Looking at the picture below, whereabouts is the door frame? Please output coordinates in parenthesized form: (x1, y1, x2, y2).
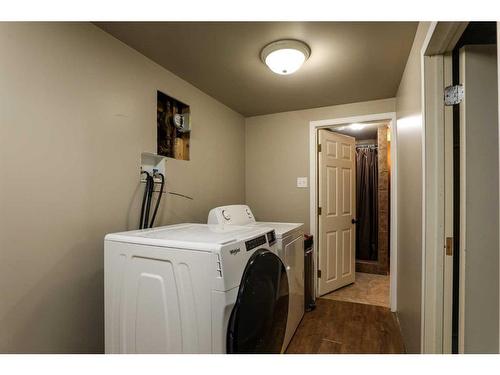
(309, 111, 398, 311)
(420, 21, 469, 353)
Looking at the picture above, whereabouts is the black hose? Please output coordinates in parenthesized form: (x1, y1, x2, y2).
(139, 171, 150, 229)
(143, 173, 154, 229)
(149, 173, 165, 228)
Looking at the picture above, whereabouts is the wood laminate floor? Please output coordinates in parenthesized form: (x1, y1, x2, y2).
(286, 299, 405, 354)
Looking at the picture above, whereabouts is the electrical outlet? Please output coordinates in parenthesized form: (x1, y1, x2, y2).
(297, 177, 308, 188)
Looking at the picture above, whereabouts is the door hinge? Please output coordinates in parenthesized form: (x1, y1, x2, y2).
(317, 144, 322, 152)
(444, 85, 464, 106)
(318, 207, 322, 215)
(317, 269, 322, 278)
(445, 237, 453, 256)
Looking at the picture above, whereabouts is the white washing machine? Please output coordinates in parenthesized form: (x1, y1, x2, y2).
(207, 205, 304, 351)
(105, 223, 289, 354)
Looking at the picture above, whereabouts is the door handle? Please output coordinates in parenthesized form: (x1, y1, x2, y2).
(351, 218, 358, 224)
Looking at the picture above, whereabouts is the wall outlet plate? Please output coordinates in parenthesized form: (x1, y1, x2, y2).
(297, 177, 308, 188)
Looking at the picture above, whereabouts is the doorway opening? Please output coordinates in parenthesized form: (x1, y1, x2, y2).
(309, 112, 398, 312)
(320, 121, 391, 308)
(421, 21, 499, 354)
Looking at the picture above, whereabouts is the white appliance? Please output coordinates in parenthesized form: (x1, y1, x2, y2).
(104, 223, 290, 354)
(207, 205, 304, 351)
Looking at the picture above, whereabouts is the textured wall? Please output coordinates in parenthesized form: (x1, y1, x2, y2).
(377, 126, 390, 274)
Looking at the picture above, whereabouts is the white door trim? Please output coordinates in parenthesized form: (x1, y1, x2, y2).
(420, 21, 469, 354)
(421, 50, 445, 354)
(309, 111, 398, 311)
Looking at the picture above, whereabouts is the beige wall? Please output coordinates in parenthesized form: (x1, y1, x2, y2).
(0, 23, 245, 353)
(245, 98, 395, 232)
(394, 22, 432, 353)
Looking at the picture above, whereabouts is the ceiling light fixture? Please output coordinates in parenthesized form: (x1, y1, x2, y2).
(349, 123, 365, 131)
(261, 39, 311, 75)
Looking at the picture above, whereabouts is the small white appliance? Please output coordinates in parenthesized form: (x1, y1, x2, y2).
(207, 205, 304, 351)
(104, 223, 289, 354)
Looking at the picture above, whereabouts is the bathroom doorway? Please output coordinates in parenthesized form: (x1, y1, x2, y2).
(336, 121, 391, 277)
(322, 121, 391, 307)
(309, 113, 398, 311)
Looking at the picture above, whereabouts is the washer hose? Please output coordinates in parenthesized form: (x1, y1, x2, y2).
(143, 173, 154, 229)
(149, 172, 165, 228)
(139, 171, 151, 229)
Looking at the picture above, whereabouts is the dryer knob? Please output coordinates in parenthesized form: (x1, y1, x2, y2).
(222, 210, 231, 221)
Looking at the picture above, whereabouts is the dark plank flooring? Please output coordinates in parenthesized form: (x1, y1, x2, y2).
(286, 299, 405, 354)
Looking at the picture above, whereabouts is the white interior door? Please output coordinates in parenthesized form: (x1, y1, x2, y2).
(317, 129, 356, 296)
(459, 44, 499, 353)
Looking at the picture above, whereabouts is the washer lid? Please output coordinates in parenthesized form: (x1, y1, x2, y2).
(105, 223, 269, 251)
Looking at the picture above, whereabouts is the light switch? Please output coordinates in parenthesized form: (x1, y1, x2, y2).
(297, 177, 308, 188)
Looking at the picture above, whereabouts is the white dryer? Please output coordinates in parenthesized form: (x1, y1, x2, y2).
(105, 223, 289, 354)
(207, 205, 304, 351)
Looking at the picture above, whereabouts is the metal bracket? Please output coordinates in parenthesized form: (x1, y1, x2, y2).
(444, 84, 464, 106)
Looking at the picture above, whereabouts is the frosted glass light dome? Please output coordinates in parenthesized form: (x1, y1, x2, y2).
(261, 40, 311, 75)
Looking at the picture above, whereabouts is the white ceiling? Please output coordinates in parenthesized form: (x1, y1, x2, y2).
(96, 22, 418, 117)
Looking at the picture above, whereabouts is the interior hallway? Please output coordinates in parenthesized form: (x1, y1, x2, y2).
(286, 299, 404, 354)
(286, 272, 398, 354)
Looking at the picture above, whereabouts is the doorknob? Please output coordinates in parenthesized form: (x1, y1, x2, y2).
(351, 218, 358, 224)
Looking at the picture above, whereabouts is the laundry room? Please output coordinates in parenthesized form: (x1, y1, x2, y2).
(0, 20, 411, 355)
(2, 4, 500, 372)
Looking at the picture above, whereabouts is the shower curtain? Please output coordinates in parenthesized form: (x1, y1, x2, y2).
(355, 146, 378, 261)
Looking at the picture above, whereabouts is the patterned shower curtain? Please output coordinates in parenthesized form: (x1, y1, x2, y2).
(355, 146, 378, 261)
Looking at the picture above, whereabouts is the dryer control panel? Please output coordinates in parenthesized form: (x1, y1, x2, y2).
(245, 234, 267, 251)
(266, 230, 277, 246)
(208, 205, 256, 225)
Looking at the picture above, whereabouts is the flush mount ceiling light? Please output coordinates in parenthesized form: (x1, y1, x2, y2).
(261, 39, 311, 75)
(349, 123, 365, 131)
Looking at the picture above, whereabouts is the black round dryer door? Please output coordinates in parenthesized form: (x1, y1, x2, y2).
(227, 248, 289, 354)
